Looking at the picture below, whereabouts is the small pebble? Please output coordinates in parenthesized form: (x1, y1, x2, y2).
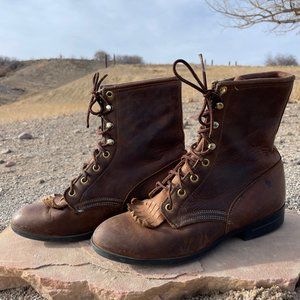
(39, 179, 45, 184)
(74, 129, 81, 134)
(18, 132, 33, 140)
(187, 98, 195, 103)
(5, 161, 16, 167)
(183, 120, 190, 129)
(0, 160, 5, 164)
(1, 149, 12, 154)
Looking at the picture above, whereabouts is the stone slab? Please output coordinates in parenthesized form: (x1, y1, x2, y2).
(0, 211, 299, 300)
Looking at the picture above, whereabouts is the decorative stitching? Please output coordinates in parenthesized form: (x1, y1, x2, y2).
(176, 210, 226, 227)
(187, 209, 226, 215)
(76, 197, 123, 209)
(177, 214, 226, 227)
(77, 202, 120, 210)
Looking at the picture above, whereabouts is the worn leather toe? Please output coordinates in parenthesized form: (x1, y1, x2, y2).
(11, 200, 54, 236)
(11, 199, 116, 239)
(92, 212, 224, 260)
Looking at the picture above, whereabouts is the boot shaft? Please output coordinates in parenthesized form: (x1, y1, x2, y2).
(172, 70, 295, 226)
(66, 76, 185, 209)
(101, 77, 184, 163)
(215, 71, 294, 154)
(183, 71, 295, 215)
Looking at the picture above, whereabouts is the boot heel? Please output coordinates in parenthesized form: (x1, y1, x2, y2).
(238, 206, 285, 241)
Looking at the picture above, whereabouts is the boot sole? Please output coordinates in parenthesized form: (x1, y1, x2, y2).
(91, 205, 285, 265)
(11, 225, 93, 242)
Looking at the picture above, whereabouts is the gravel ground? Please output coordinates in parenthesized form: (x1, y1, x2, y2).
(0, 101, 299, 299)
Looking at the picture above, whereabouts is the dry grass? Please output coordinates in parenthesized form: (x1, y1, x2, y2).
(0, 59, 104, 105)
(0, 64, 299, 124)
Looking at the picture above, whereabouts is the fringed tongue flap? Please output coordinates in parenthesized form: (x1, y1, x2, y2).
(43, 194, 68, 209)
(128, 161, 193, 229)
(128, 190, 168, 228)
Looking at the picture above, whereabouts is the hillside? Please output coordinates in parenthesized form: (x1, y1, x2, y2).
(0, 59, 104, 105)
(0, 62, 299, 123)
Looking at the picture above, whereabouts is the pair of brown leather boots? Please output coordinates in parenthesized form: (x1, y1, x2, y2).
(11, 58, 295, 264)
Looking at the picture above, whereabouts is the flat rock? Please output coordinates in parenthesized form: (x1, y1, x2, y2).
(0, 211, 299, 300)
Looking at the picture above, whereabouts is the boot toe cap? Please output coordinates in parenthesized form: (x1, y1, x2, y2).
(92, 211, 226, 262)
(11, 201, 51, 236)
(92, 212, 181, 261)
(92, 212, 142, 259)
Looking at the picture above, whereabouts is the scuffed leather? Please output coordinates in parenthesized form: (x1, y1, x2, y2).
(93, 212, 225, 260)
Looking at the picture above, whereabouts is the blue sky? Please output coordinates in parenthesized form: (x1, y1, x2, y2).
(0, 0, 299, 65)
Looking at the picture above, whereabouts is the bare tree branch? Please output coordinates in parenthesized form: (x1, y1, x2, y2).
(206, 0, 300, 33)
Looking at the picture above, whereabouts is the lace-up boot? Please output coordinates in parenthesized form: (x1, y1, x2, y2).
(11, 73, 185, 241)
(92, 58, 295, 264)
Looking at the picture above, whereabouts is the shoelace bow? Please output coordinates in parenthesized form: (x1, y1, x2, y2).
(149, 57, 221, 208)
(67, 72, 112, 196)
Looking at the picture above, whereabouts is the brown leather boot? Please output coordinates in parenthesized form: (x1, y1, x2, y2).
(11, 73, 185, 241)
(92, 59, 295, 264)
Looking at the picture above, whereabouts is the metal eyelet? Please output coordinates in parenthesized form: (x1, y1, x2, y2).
(219, 86, 227, 95)
(106, 122, 113, 129)
(92, 164, 101, 172)
(68, 190, 76, 197)
(105, 104, 112, 111)
(213, 121, 219, 129)
(165, 203, 172, 211)
(177, 188, 186, 198)
(102, 151, 110, 158)
(106, 91, 114, 99)
(208, 143, 216, 150)
(106, 138, 115, 146)
(202, 158, 210, 167)
(216, 102, 224, 110)
(190, 174, 199, 183)
(80, 177, 88, 184)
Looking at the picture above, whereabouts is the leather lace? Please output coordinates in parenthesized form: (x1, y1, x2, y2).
(67, 72, 113, 196)
(149, 58, 221, 209)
